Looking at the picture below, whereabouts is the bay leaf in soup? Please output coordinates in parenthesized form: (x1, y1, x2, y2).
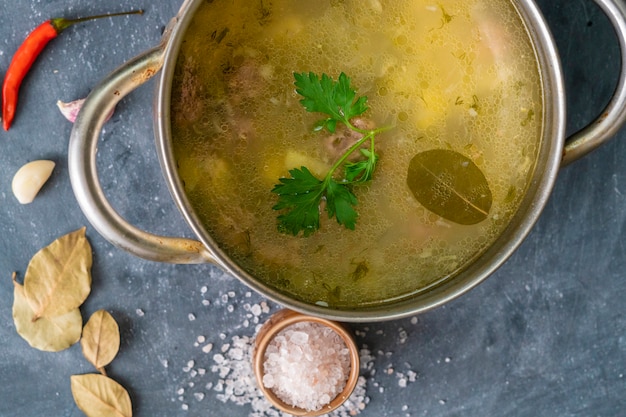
(407, 149, 492, 225)
(71, 374, 132, 417)
(23, 227, 92, 320)
(81, 310, 121, 375)
(12, 277, 82, 352)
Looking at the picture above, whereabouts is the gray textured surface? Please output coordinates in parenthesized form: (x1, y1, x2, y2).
(1, 1, 625, 416)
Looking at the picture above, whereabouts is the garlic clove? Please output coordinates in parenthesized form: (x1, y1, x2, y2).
(56, 99, 85, 123)
(12, 160, 56, 204)
(57, 98, 115, 123)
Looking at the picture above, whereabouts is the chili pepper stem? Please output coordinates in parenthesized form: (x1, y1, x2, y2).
(51, 10, 144, 33)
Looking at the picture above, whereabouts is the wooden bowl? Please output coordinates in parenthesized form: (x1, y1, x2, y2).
(252, 309, 360, 416)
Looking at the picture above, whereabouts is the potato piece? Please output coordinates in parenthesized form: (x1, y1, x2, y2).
(12, 160, 55, 204)
(284, 150, 331, 178)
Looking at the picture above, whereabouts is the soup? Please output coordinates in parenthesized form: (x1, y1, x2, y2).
(171, 0, 542, 308)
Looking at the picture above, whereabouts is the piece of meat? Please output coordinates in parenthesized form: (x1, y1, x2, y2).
(322, 117, 375, 164)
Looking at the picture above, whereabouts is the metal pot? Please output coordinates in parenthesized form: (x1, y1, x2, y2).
(68, 0, 626, 322)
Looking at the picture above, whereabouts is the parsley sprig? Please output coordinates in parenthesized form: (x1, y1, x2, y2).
(272, 72, 390, 237)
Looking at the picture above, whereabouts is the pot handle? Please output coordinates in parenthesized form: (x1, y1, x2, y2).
(68, 40, 216, 264)
(562, 0, 626, 166)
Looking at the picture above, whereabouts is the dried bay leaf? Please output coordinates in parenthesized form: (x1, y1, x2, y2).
(12, 276, 82, 352)
(407, 149, 492, 225)
(82, 310, 121, 375)
(24, 227, 92, 320)
(71, 374, 132, 417)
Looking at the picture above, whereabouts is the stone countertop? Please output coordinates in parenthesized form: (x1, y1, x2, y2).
(1, 1, 625, 416)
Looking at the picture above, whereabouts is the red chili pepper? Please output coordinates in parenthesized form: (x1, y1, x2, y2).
(2, 10, 143, 131)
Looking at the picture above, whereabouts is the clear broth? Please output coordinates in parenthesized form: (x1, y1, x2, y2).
(171, 0, 543, 307)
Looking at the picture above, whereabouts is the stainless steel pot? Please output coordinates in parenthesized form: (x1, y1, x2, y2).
(68, 0, 626, 322)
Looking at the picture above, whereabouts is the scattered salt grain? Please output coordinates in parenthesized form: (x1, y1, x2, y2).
(188, 313, 196, 321)
(197, 335, 206, 344)
(262, 321, 351, 412)
(202, 299, 211, 306)
(202, 343, 214, 354)
(181, 403, 189, 411)
(200, 286, 208, 294)
(194, 392, 205, 401)
(177, 388, 185, 395)
(135, 308, 144, 317)
(214, 380, 223, 392)
(398, 328, 408, 344)
(250, 304, 262, 317)
(230, 347, 244, 361)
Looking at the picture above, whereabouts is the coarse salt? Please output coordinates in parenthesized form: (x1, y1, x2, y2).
(250, 304, 262, 317)
(262, 321, 351, 412)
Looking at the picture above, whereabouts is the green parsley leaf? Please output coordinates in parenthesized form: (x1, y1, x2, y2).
(294, 72, 369, 132)
(325, 180, 358, 230)
(272, 167, 324, 236)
